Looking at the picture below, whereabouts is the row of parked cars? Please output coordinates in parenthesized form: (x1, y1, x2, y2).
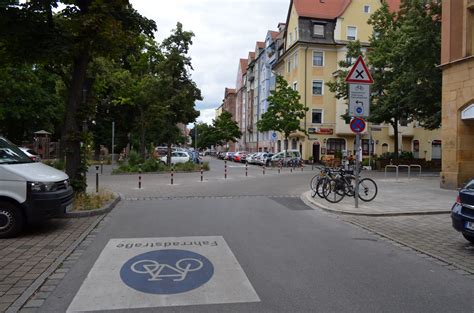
(216, 150, 303, 167)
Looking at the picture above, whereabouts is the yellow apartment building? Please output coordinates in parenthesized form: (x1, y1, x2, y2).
(272, 0, 441, 163)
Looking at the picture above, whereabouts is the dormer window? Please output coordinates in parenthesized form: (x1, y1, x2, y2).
(313, 24, 325, 37)
(364, 5, 371, 13)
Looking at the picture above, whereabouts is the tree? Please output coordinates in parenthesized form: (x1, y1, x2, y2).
(0, 64, 63, 143)
(0, 0, 156, 192)
(368, 0, 441, 158)
(257, 75, 308, 154)
(157, 23, 202, 165)
(213, 111, 241, 147)
(190, 123, 218, 150)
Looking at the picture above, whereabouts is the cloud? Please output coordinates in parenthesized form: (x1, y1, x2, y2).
(196, 108, 216, 125)
(130, 0, 289, 111)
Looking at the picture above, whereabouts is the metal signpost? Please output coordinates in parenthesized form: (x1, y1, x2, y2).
(345, 55, 373, 209)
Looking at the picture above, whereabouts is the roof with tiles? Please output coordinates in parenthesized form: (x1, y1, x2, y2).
(269, 31, 279, 40)
(256, 41, 265, 49)
(292, 0, 401, 20)
(248, 51, 256, 61)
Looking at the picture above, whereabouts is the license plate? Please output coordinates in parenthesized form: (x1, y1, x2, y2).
(465, 221, 474, 231)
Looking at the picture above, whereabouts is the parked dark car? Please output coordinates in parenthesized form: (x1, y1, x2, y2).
(451, 178, 474, 244)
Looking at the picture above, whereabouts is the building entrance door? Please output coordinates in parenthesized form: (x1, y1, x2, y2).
(312, 143, 320, 163)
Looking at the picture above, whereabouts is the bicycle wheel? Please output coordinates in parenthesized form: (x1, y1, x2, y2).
(315, 176, 329, 198)
(358, 178, 378, 202)
(309, 169, 322, 190)
(323, 178, 345, 203)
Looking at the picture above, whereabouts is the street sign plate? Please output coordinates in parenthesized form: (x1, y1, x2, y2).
(345, 55, 374, 84)
(67, 236, 260, 312)
(349, 84, 370, 117)
(350, 118, 366, 133)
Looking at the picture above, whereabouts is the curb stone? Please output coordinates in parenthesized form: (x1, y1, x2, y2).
(302, 191, 450, 217)
(63, 193, 121, 218)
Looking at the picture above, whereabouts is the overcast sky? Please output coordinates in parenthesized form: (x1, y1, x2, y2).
(129, 0, 289, 125)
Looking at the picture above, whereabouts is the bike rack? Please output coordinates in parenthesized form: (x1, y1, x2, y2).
(384, 165, 399, 179)
(409, 164, 422, 177)
(397, 164, 410, 178)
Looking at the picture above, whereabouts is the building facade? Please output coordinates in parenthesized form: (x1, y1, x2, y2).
(440, 0, 474, 188)
(271, 0, 441, 162)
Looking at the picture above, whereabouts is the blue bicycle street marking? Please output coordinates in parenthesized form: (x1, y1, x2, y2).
(120, 249, 214, 294)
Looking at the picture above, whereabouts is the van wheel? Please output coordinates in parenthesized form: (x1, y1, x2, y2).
(0, 201, 24, 238)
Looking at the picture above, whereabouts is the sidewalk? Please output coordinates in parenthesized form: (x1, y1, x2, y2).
(302, 176, 457, 216)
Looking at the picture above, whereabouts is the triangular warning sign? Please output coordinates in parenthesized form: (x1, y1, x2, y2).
(345, 55, 373, 84)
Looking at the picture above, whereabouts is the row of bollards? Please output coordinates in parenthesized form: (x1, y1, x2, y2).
(125, 160, 308, 190)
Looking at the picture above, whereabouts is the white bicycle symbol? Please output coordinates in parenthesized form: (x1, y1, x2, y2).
(131, 258, 204, 282)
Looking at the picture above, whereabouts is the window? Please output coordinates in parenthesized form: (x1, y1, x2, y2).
(313, 24, 325, 37)
(294, 27, 298, 41)
(413, 140, 420, 159)
(293, 82, 297, 91)
(291, 139, 297, 150)
(326, 138, 346, 155)
(364, 5, 370, 13)
(313, 51, 324, 66)
(293, 53, 298, 69)
(312, 109, 323, 124)
(312, 80, 324, 95)
(289, 32, 293, 44)
(287, 59, 291, 72)
(360, 139, 374, 155)
(347, 26, 357, 40)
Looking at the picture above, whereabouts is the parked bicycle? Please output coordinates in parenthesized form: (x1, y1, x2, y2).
(310, 166, 377, 203)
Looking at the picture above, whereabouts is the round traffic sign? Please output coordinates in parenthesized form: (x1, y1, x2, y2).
(120, 249, 214, 294)
(350, 118, 366, 133)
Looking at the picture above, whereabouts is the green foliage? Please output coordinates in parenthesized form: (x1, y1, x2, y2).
(257, 75, 308, 140)
(378, 151, 414, 160)
(43, 159, 65, 171)
(127, 150, 143, 167)
(112, 160, 208, 174)
(368, 0, 441, 130)
(213, 111, 241, 146)
(0, 64, 63, 142)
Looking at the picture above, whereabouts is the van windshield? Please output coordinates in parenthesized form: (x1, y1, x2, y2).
(0, 138, 33, 164)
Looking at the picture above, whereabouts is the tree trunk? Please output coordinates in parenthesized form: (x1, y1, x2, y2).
(61, 50, 90, 190)
(392, 118, 399, 160)
(167, 142, 172, 166)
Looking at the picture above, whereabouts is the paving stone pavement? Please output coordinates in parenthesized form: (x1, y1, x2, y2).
(0, 216, 100, 312)
(340, 214, 474, 275)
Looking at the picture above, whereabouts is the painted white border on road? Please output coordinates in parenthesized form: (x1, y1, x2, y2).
(67, 236, 260, 312)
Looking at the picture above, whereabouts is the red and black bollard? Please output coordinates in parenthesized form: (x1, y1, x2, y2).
(224, 160, 227, 179)
(200, 163, 203, 182)
(245, 162, 248, 177)
(138, 167, 142, 189)
(278, 161, 282, 174)
(263, 164, 265, 175)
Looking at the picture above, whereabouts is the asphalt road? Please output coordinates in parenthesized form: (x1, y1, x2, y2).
(38, 182, 474, 312)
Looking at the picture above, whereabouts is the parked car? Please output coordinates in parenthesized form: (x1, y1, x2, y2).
(451, 178, 474, 244)
(0, 137, 73, 238)
(246, 153, 258, 164)
(256, 153, 274, 166)
(233, 151, 247, 163)
(224, 152, 234, 161)
(19, 147, 41, 162)
(159, 151, 191, 164)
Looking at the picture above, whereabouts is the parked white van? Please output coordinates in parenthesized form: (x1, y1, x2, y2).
(0, 137, 73, 238)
